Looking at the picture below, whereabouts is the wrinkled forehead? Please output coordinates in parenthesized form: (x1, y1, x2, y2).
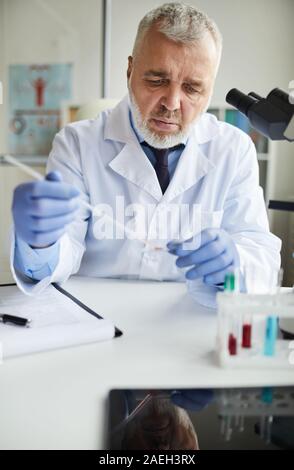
(134, 27, 218, 82)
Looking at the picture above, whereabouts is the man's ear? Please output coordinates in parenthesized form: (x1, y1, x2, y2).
(127, 56, 133, 80)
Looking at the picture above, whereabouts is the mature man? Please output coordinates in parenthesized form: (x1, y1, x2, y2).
(11, 3, 281, 305)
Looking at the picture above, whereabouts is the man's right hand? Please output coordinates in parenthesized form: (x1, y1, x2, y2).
(12, 171, 80, 248)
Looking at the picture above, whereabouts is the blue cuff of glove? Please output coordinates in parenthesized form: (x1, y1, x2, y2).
(14, 235, 60, 280)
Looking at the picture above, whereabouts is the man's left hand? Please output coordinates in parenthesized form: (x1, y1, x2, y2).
(167, 228, 240, 286)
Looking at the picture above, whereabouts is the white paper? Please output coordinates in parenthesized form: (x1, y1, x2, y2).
(0, 285, 115, 359)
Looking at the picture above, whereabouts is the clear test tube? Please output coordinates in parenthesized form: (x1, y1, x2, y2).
(238, 414, 245, 432)
(264, 316, 278, 356)
(228, 332, 237, 356)
(225, 415, 232, 441)
(242, 313, 252, 349)
(224, 272, 240, 356)
(241, 267, 283, 355)
(228, 313, 240, 356)
(265, 415, 273, 445)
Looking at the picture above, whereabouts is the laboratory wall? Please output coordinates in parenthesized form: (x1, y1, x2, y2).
(0, 0, 103, 153)
(0, 0, 103, 278)
(109, 0, 294, 284)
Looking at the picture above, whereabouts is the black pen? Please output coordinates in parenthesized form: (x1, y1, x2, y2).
(0, 314, 31, 327)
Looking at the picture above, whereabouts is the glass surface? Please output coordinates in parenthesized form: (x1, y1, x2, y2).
(108, 386, 294, 450)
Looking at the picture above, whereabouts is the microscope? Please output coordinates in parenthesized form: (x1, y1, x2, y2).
(226, 87, 294, 337)
(226, 87, 294, 142)
(226, 87, 294, 211)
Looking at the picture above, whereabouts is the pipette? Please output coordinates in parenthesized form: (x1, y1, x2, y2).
(4, 154, 165, 250)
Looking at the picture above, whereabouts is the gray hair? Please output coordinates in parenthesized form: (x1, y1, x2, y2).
(132, 3, 222, 65)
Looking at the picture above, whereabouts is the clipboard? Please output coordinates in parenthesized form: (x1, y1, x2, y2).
(0, 282, 123, 359)
(52, 283, 123, 337)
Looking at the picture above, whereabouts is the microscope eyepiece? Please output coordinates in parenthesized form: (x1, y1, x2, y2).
(225, 88, 258, 116)
(225, 87, 294, 141)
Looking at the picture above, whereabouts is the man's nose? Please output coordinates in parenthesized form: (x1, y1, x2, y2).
(161, 83, 181, 112)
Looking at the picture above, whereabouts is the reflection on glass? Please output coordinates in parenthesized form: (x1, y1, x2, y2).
(108, 387, 294, 450)
(115, 392, 199, 450)
(109, 389, 213, 450)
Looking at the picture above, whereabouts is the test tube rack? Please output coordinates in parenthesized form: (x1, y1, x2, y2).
(216, 387, 294, 443)
(216, 291, 294, 368)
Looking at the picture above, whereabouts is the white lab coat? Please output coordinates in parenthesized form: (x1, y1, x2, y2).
(11, 95, 281, 306)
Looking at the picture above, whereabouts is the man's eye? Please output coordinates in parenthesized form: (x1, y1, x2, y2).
(147, 79, 166, 86)
(184, 84, 200, 94)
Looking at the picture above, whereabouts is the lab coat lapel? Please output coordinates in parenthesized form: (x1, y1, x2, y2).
(105, 96, 162, 201)
(104, 95, 134, 144)
(163, 129, 216, 203)
(109, 142, 162, 201)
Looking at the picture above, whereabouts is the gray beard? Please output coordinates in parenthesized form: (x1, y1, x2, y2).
(128, 86, 195, 149)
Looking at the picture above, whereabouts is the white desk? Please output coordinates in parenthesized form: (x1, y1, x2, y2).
(0, 276, 293, 449)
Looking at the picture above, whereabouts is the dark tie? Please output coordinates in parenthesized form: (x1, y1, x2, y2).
(142, 142, 184, 193)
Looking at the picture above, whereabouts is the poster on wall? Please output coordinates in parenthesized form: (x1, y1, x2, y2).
(9, 63, 72, 155)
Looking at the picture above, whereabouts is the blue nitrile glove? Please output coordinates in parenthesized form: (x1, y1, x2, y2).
(12, 171, 80, 248)
(167, 228, 240, 286)
(170, 389, 214, 411)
